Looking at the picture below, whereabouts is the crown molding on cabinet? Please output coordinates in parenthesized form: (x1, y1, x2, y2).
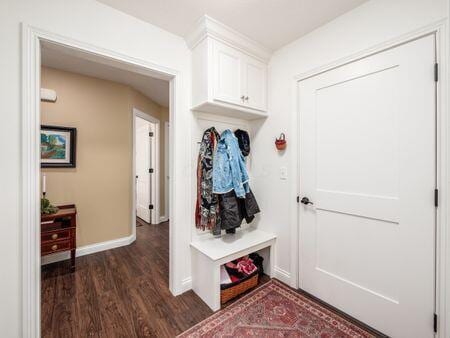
(185, 15, 272, 62)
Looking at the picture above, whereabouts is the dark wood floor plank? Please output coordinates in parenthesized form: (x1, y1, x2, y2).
(75, 260, 103, 337)
(41, 222, 213, 337)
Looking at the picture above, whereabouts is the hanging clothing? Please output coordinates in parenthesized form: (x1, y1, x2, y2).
(218, 189, 260, 232)
(234, 129, 251, 157)
(195, 127, 221, 235)
(213, 129, 250, 198)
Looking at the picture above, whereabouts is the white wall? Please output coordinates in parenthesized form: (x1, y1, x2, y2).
(1, 0, 448, 336)
(0, 0, 193, 336)
(253, 0, 448, 286)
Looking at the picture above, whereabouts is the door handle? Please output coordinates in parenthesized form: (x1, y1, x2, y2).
(300, 197, 313, 205)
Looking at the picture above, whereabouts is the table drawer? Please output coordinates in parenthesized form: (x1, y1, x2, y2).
(41, 229, 71, 243)
(41, 240, 71, 255)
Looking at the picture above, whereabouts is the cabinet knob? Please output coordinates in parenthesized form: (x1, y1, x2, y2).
(245, 96, 249, 101)
(240, 95, 245, 101)
(51, 244, 58, 251)
(51, 233, 58, 240)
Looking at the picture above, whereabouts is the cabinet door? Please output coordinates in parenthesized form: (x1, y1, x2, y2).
(242, 57, 267, 111)
(213, 41, 243, 106)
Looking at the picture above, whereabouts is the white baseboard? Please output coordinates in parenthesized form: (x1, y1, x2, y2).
(273, 266, 291, 285)
(180, 277, 192, 293)
(41, 233, 136, 265)
(159, 215, 169, 223)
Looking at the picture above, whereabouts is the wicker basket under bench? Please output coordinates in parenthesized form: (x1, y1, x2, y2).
(220, 269, 259, 304)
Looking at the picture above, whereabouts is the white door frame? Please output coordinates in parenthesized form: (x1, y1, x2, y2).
(133, 108, 160, 225)
(289, 20, 448, 337)
(21, 24, 182, 337)
(164, 121, 170, 221)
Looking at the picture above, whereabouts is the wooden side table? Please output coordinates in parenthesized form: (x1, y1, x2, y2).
(41, 204, 77, 271)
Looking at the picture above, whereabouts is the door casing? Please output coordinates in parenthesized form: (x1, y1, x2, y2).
(21, 24, 182, 338)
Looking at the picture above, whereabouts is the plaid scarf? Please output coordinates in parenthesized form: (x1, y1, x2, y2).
(195, 127, 221, 235)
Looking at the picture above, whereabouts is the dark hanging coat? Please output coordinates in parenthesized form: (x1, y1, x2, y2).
(218, 189, 260, 233)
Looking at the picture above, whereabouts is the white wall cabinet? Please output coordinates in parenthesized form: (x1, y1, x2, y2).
(188, 16, 270, 120)
(213, 41, 243, 106)
(213, 40, 267, 112)
(242, 55, 266, 111)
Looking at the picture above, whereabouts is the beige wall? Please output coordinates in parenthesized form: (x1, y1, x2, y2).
(41, 67, 168, 246)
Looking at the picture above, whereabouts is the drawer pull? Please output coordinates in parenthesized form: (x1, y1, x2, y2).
(51, 233, 58, 240)
(51, 244, 58, 251)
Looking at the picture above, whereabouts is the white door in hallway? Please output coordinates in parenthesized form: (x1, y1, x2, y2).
(136, 117, 152, 223)
(298, 35, 436, 337)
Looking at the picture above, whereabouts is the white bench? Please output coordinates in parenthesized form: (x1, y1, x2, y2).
(190, 228, 276, 311)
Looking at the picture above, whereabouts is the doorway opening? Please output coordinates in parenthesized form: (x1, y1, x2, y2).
(134, 108, 168, 227)
(24, 31, 178, 336)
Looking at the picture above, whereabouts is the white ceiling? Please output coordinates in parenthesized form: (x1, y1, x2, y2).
(41, 43, 170, 107)
(96, 0, 368, 50)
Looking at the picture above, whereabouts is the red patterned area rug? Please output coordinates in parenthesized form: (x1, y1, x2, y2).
(178, 279, 377, 338)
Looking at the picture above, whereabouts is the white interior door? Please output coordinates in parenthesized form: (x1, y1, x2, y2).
(298, 35, 436, 337)
(136, 117, 151, 223)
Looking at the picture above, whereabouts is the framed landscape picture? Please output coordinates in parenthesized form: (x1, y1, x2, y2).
(41, 125, 77, 168)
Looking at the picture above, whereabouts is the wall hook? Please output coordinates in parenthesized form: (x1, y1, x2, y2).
(275, 133, 286, 150)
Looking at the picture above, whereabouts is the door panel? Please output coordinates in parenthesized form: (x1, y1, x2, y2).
(136, 119, 151, 223)
(298, 35, 436, 337)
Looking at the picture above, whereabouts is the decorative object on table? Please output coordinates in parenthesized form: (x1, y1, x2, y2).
(41, 197, 58, 215)
(41, 204, 77, 271)
(40, 174, 58, 214)
(178, 280, 377, 338)
(41, 125, 77, 168)
(275, 132, 287, 150)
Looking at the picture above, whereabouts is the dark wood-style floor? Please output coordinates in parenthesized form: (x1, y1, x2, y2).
(41, 222, 214, 338)
(42, 221, 381, 337)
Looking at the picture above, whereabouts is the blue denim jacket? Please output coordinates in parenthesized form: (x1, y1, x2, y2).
(213, 129, 250, 198)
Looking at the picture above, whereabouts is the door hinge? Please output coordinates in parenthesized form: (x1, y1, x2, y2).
(297, 196, 300, 203)
(149, 132, 154, 137)
(434, 63, 439, 82)
(149, 204, 154, 210)
(435, 189, 439, 207)
(149, 168, 154, 173)
(434, 313, 438, 333)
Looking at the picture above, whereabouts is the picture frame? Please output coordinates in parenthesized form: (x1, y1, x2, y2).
(40, 125, 77, 168)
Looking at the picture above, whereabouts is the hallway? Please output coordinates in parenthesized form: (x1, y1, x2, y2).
(41, 222, 212, 337)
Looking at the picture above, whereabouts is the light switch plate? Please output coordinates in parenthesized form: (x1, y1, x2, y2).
(280, 166, 288, 180)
